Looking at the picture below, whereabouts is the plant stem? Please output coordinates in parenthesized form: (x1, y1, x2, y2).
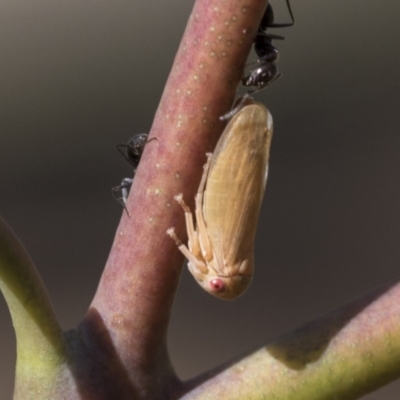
(183, 280, 400, 399)
(85, 0, 268, 397)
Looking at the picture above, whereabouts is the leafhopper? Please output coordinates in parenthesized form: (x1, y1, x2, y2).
(167, 100, 273, 300)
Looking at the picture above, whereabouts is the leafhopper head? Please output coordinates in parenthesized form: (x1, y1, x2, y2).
(187, 262, 253, 300)
(168, 100, 273, 300)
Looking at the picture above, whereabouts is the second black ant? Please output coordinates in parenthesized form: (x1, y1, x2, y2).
(112, 133, 149, 211)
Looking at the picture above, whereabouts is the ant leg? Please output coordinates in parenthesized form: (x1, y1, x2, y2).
(264, 0, 295, 28)
(112, 177, 133, 215)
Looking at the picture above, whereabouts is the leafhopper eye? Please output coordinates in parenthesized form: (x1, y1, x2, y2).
(167, 99, 273, 300)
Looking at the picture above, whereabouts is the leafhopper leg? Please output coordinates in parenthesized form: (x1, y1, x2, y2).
(173, 194, 202, 258)
(166, 228, 208, 274)
(194, 154, 213, 262)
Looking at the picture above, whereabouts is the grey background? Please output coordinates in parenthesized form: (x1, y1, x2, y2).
(1, 0, 400, 398)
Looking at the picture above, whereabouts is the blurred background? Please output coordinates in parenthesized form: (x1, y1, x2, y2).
(1, 0, 400, 398)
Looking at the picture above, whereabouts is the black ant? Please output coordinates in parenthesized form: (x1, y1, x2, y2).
(112, 133, 148, 211)
(221, 0, 295, 120)
(242, 0, 295, 93)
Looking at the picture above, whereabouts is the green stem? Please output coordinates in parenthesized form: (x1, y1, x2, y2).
(0, 217, 67, 398)
(183, 280, 400, 399)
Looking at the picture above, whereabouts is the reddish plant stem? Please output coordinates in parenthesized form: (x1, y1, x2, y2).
(81, 0, 268, 397)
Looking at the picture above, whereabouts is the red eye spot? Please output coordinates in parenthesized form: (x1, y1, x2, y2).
(209, 278, 225, 292)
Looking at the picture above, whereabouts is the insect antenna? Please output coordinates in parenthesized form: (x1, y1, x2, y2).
(220, 93, 253, 121)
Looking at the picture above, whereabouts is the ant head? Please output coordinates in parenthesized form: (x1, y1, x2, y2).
(116, 133, 148, 168)
(126, 133, 148, 160)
